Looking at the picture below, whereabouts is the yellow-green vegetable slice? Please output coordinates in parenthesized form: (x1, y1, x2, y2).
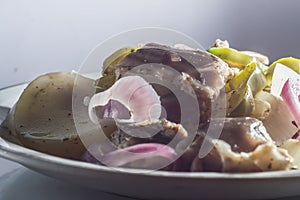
(226, 62, 267, 95)
(103, 46, 139, 75)
(227, 84, 254, 117)
(265, 57, 300, 87)
(95, 73, 117, 93)
(248, 67, 267, 95)
(226, 62, 256, 92)
(225, 61, 267, 116)
(95, 46, 141, 93)
(208, 47, 255, 69)
(240, 51, 270, 65)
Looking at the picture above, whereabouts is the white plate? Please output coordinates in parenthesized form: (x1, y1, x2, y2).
(1, 85, 300, 200)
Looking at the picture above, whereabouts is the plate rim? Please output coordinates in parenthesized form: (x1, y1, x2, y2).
(1, 137, 300, 180)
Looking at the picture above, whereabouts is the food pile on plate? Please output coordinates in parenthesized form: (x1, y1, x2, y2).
(3, 39, 300, 173)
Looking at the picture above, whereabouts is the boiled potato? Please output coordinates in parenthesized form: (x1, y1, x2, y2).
(6, 72, 87, 159)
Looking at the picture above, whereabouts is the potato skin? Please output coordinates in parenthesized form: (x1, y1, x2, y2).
(19, 135, 86, 160)
(9, 72, 87, 159)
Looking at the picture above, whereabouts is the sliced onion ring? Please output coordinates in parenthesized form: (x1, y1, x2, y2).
(82, 143, 178, 168)
(88, 76, 161, 124)
(281, 78, 300, 126)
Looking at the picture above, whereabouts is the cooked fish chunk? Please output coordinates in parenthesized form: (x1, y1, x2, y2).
(213, 140, 292, 172)
(173, 117, 293, 172)
(110, 119, 188, 148)
(116, 43, 233, 93)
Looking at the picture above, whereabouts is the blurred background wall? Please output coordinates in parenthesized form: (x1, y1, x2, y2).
(1, 0, 300, 87)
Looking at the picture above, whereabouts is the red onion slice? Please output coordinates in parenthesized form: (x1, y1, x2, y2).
(82, 143, 178, 169)
(88, 76, 161, 124)
(281, 78, 300, 126)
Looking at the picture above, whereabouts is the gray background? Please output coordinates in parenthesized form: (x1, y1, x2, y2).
(1, 0, 300, 88)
